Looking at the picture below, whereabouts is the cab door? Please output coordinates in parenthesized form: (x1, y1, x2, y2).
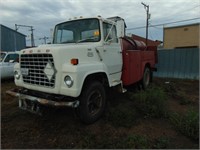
(100, 22, 122, 85)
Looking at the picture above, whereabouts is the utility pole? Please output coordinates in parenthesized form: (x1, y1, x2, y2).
(141, 2, 150, 46)
(30, 26, 35, 47)
(39, 36, 49, 44)
(15, 24, 35, 47)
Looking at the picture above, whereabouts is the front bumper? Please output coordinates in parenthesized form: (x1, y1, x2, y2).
(6, 88, 79, 114)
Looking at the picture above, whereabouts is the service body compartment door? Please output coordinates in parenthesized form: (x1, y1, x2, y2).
(122, 50, 142, 85)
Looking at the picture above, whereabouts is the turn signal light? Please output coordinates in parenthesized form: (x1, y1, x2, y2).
(71, 58, 79, 65)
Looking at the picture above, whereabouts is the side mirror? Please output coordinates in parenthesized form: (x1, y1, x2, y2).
(104, 40, 112, 45)
(107, 38, 113, 43)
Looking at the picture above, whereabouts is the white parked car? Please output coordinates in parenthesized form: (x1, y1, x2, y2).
(0, 51, 19, 79)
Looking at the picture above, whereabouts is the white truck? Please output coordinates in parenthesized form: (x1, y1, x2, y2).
(7, 16, 157, 124)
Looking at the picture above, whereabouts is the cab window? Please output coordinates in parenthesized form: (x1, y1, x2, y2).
(103, 22, 118, 43)
(4, 54, 19, 63)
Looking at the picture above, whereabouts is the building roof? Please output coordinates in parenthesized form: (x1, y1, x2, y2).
(164, 23, 200, 29)
(0, 24, 26, 37)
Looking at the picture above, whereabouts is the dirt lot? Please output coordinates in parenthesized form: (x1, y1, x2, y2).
(1, 78, 199, 149)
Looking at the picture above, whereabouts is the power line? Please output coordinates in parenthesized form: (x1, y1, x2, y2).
(151, 5, 200, 23)
(127, 17, 200, 30)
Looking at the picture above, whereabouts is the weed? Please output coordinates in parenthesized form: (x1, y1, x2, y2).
(155, 80, 178, 98)
(131, 87, 168, 118)
(81, 132, 150, 149)
(153, 136, 170, 148)
(123, 135, 149, 149)
(176, 92, 191, 105)
(78, 132, 95, 148)
(94, 133, 127, 149)
(179, 97, 191, 105)
(105, 103, 139, 128)
(170, 108, 199, 141)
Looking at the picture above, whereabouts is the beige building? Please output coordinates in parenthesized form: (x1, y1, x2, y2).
(163, 23, 200, 49)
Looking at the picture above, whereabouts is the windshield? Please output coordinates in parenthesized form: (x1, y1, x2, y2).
(53, 18, 100, 44)
(0, 52, 6, 62)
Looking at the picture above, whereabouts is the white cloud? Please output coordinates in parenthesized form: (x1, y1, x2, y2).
(0, 0, 199, 45)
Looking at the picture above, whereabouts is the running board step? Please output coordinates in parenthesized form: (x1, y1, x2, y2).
(122, 88, 127, 93)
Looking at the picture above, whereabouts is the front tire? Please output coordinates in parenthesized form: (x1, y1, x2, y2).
(78, 81, 106, 124)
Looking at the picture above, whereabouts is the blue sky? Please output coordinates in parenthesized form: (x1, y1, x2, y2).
(0, 0, 199, 46)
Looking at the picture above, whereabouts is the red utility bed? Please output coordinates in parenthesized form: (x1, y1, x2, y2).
(121, 36, 157, 86)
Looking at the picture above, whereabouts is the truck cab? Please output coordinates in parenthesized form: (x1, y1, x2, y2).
(52, 16, 125, 87)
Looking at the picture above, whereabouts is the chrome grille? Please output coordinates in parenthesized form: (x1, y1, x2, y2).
(20, 54, 55, 87)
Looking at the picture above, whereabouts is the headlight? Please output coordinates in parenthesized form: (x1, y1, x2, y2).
(14, 71, 20, 79)
(64, 75, 73, 88)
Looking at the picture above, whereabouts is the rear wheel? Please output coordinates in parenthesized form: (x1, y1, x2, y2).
(78, 81, 106, 124)
(142, 67, 151, 90)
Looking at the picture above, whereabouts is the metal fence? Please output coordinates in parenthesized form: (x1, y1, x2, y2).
(154, 48, 199, 80)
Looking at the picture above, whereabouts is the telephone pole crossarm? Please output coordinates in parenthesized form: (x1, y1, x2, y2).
(39, 36, 49, 44)
(15, 24, 35, 47)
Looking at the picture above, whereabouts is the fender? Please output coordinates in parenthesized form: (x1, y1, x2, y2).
(61, 62, 111, 97)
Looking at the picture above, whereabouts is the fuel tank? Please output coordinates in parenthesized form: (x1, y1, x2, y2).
(121, 36, 147, 51)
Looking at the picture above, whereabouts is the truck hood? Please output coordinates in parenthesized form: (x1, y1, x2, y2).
(37, 43, 102, 51)
(20, 43, 102, 66)
(22, 43, 102, 53)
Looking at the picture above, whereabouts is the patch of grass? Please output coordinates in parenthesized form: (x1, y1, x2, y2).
(77, 132, 96, 148)
(153, 136, 170, 149)
(160, 81, 194, 106)
(170, 108, 199, 141)
(175, 92, 191, 105)
(163, 82, 178, 97)
(79, 132, 151, 149)
(123, 135, 149, 149)
(179, 97, 191, 105)
(94, 133, 127, 149)
(105, 103, 139, 128)
(130, 87, 168, 118)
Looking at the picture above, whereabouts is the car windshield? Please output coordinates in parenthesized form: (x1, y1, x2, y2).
(0, 52, 6, 62)
(53, 18, 100, 44)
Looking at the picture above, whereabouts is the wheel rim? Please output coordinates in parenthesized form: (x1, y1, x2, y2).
(87, 90, 103, 116)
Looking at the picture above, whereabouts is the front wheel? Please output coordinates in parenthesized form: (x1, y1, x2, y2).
(78, 81, 106, 124)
